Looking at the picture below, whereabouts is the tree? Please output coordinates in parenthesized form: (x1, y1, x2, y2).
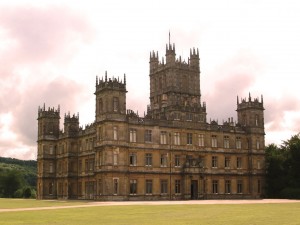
(265, 134, 300, 199)
(0, 170, 25, 198)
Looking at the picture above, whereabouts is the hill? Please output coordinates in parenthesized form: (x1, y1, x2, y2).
(0, 157, 37, 197)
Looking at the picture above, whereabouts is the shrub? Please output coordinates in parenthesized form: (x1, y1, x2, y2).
(280, 187, 300, 199)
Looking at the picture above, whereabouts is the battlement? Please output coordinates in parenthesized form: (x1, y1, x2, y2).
(95, 71, 126, 93)
(166, 43, 175, 53)
(237, 93, 264, 110)
(190, 47, 199, 57)
(38, 104, 60, 119)
(64, 112, 79, 124)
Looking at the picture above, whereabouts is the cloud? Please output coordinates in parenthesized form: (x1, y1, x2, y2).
(0, 5, 93, 159)
(11, 77, 87, 145)
(203, 50, 261, 122)
(0, 5, 93, 66)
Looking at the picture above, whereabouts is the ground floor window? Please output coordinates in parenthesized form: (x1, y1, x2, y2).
(237, 180, 243, 194)
(225, 180, 231, 194)
(175, 180, 181, 194)
(130, 179, 137, 195)
(212, 180, 218, 194)
(161, 180, 168, 194)
(146, 180, 152, 194)
(113, 178, 119, 195)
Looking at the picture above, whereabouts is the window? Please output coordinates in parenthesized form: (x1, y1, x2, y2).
(129, 153, 137, 166)
(198, 134, 204, 147)
(211, 135, 217, 148)
(174, 132, 180, 145)
(236, 137, 242, 149)
(130, 129, 137, 143)
(89, 159, 94, 170)
(160, 154, 168, 167)
(237, 157, 242, 169)
(98, 127, 102, 140)
(161, 180, 168, 194)
(98, 179, 102, 195)
(145, 130, 152, 142)
(99, 98, 103, 113)
(49, 182, 53, 195)
(113, 97, 119, 112)
(224, 136, 229, 149)
(212, 156, 218, 168)
(85, 159, 88, 172)
(212, 180, 218, 194)
(145, 153, 152, 166)
(49, 145, 54, 154)
(79, 160, 82, 173)
(174, 112, 180, 120)
(256, 138, 260, 150)
(113, 126, 118, 140)
(175, 180, 181, 194)
(113, 152, 118, 165)
(49, 162, 54, 173)
(130, 179, 137, 195)
(225, 157, 230, 168)
(187, 133, 193, 145)
(113, 178, 119, 195)
(175, 155, 180, 167)
(160, 131, 167, 144)
(255, 115, 259, 126)
(146, 180, 152, 194)
(225, 180, 231, 194)
(257, 160, 261, 169)
(237, 180, 243, 193)
(186, 113, 193, 121)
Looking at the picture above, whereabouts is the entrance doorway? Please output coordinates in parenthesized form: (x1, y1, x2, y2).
(191, 180, 198, 199)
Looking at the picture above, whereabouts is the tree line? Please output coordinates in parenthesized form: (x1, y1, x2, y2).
(265, 134, 300, 199)
(0, 157, 37, 198)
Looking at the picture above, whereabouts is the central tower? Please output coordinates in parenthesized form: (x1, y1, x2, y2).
(148, 41, 206, 122)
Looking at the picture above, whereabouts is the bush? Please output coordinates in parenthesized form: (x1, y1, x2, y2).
(23, 187, 32, 198)
(280, 187, 300, 199)
(14, 188, 24, 198)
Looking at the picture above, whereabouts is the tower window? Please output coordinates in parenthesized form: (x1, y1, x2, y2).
(99, 98, 103, 113)
(113, 97, 119, 112)
(113, 127, 118, 140)
(255, 115, 259, 126)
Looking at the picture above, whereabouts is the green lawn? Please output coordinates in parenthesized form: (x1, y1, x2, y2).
(0, 198, 89, 209)
(0, 199, 300, 225)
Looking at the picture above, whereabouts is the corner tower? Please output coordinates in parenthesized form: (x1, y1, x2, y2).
(37, 104, 60, 199)
(95, 71, 127, 122)
(237, 93, 265, 149)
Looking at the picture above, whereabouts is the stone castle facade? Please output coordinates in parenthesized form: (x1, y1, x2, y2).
(37, 40, 265, 200)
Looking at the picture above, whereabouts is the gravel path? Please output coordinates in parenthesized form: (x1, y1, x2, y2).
(1, 199, 300, 213)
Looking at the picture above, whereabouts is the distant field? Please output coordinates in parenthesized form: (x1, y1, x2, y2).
(0, 199, 300, 225)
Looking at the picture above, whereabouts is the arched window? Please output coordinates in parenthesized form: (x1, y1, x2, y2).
(99, 98, 103, 113)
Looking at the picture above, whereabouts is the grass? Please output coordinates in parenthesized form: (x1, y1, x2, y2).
(0, 199, 300, 225)
(0, 198, 89, 209)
